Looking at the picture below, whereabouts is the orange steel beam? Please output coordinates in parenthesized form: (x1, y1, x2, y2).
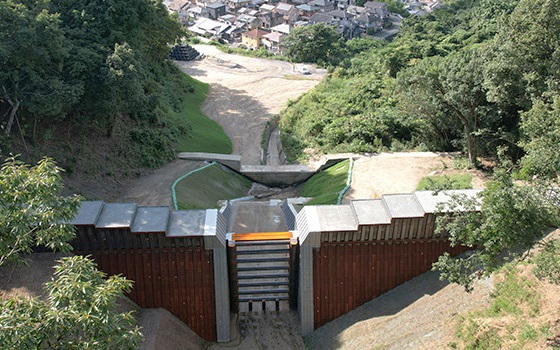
(231, 232, 292, 241)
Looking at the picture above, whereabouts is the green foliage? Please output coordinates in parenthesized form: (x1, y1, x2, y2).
(519, 95, 560, 181)
(0, 0, 195, 173)
(416, 173, 472, 191)
(0, 157, 80, 266)
(283, 23, 346, 67)
(279, 0, 527, 161)
(298, 160, 350, 205)
(0, 256, 143, 349)
(433, 169, 552, 291)
(173, 75, 232, 154)
(174, 163, 252, 209)
(280, 65, 420, 161)
(533, 239, 560, 285)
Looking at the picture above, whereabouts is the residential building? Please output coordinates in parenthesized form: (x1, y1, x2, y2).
(275, 2, 299, 24)
(241, 28, 270, 49)
(308, 0, 335, 12)
(207, 2, 227, 19)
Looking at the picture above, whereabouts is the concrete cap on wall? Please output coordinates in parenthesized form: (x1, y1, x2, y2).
(351, 199, 391, 225)
(414, 189, 482, 213)
(166, 210, 207, 237)
(382, 193, 424, 218)
(131, 206, 170, 233)
(313, 205, 358, 232)
(95, 203, 137, 229)
(70, 201, 104, 226)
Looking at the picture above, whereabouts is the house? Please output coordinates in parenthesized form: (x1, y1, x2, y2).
(308, 12, 334, 25)
(241, 28, 270, 49)
(354, 12, 382, 33)
(218, 13, 237, 24)
(166, 0, 191, 13)
(363, 1, 388, 18)
(261, 31, 284, 52)
(346, 4, 367, 15)
(259, 3, 275, 11)
(227, 0, 251, 11)
(188, 17, 230, 38)
(165, 0, 192, 24)
(324, 9, 355, 22)
(270, 23, 291, 35)
(296, 4, 318, 19)
(335, 0, 353, 10)
(308, 0, 335, 12)
(207, 2, 227, 19)
(275, 2, 299, 24)
(235, 13, 261, 29)
(258, 4, 284, 28)
(186, 5, 209, 21)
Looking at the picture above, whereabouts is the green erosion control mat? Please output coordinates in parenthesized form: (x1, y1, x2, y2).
(174, 163, 252, 210)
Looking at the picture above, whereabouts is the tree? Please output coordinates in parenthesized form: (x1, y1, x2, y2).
(0, 255, 143, 349)
(0, 0, 81, 134)
(483, 0, 560, 116)
(0, 157, 80, 266)
(396, 49, 496, 167)
(0, 158, 143, 348)
(283, 23, 346, 67)
(519, 95, 560, 181)
(432, 167, 553, 291)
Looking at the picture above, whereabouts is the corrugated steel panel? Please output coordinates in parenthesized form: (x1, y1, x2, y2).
(79, 248, 217, 341)
(281, 201, 297, 231)
(312, 239, 468, 329)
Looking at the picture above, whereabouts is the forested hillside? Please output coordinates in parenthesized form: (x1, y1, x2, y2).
(280, 0, 559, 170)
(0, 0, 194, 176)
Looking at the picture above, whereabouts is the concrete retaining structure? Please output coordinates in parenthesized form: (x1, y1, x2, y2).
(176, 152, 358, 186)
(177, 152, 242, 171)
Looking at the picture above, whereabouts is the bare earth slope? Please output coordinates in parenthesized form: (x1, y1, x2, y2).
(306, 271, 493, 350)
(176, 45, 325, 165)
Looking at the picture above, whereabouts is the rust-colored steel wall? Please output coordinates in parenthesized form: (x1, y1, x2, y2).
(73, 228, 217, 341)
(312, 239, 466, 329)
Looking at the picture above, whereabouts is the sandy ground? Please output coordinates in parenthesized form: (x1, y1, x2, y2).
(175, 45, 325, 165)
(345, 152, 488, 201)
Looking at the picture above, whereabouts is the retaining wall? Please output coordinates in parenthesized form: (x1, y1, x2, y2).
(296, 189, 480, 335)
(70, 202, 230, 342)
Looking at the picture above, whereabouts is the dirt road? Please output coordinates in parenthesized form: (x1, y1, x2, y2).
(175, 45, 325, 165)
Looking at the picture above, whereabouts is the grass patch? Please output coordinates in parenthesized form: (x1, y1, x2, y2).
(174, 163, 252, 209)
(173, 74, 232, 154)
(298, 160, 349, 205)
(416, 173, 472, 191)
(453, 266, 553, 350)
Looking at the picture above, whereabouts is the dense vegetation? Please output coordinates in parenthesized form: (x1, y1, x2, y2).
(0, 158, 142, 348)
(280, 0, 557, 169)
(0, 0, 215, 177)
